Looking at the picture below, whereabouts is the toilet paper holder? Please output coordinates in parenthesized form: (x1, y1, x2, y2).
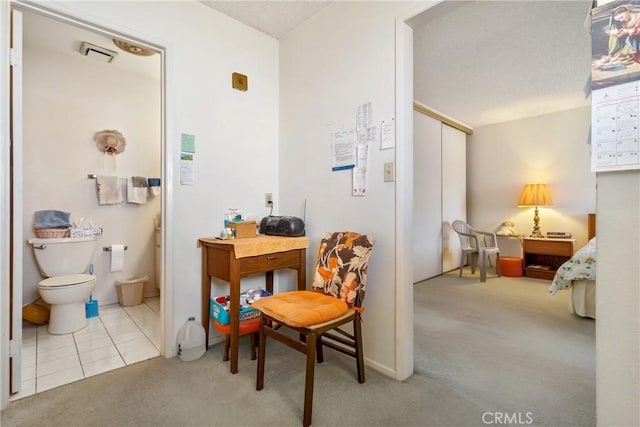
(103, 246, 128, 251)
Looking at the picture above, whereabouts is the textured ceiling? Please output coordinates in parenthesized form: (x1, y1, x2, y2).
(200, 1, 331, 39)
(412, 0, 593, 128)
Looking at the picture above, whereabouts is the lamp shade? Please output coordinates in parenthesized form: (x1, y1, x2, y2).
(518, 184, 554, 207)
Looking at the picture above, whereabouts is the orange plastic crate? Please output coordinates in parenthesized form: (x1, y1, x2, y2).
(213, 317, 261, 336)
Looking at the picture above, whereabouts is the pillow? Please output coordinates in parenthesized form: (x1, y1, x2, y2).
(251, 291, 348, 327)
(311, 232, 374, 306)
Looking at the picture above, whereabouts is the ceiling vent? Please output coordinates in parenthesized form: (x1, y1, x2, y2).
(78, 42, 117, 63)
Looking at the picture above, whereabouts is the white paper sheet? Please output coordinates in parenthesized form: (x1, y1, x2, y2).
(180, 152, 194, 185)
(331, 129, 357, 171)
(359, 126, 377, 147)
(357, 102, 372, 130)
(352, 169, 367, 196)
(381, 117, 395, 149)
(356, 142, 369, 171)
(352, 143, 370, 196)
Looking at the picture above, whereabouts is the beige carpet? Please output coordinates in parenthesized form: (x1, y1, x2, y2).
(414, 271, 595, 426)
(1, 270, 595, 426)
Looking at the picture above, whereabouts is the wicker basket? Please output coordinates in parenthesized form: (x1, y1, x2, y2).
(34, 228, 70, 238)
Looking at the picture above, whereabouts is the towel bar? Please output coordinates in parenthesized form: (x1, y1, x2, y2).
(103, 246, 128, 252)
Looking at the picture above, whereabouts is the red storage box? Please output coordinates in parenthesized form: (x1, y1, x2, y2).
(500, 257, 523, 277)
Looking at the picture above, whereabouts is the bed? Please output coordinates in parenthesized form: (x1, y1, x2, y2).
(549, 213, 596, 319)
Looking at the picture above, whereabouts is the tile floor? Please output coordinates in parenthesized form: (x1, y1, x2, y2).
(10, 297, 161, 401)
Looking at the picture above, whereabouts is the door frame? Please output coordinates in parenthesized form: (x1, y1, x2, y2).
(1, 0, 174, 407)
(9, 7, 23, 395)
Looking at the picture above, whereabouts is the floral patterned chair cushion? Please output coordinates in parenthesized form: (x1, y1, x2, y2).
(311, 232, 375, 307)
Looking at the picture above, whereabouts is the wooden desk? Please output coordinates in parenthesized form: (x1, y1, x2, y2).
(198, 235, 309, 373)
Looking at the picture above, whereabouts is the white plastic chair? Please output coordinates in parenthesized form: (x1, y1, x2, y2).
(451, 220, 479, 277)
(452, 220, 501, 282)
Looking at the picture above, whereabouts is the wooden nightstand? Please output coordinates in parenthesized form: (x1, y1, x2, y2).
(522, 237, 575, 280)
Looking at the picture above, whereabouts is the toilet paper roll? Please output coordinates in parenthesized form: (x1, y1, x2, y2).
(110, 244, 125, 272)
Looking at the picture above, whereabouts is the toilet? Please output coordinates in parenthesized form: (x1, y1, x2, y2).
(28, 236, 98, 335)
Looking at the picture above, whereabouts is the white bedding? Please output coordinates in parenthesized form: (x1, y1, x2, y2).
(549, 237, 596, 296)
(569, 279, 596, 319)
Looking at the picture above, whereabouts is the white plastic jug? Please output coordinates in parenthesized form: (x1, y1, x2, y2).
(177, 316, 206, 361)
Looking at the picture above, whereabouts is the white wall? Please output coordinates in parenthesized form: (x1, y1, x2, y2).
(279, 1, 416, 377)
(596, 173, 640, 426)
(21, 1, 280, 351)
(468, 107, 596, 249)
(22, 42, 161, 306)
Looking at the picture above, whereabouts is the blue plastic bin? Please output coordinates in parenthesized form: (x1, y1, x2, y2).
(210, 289, 270, 325)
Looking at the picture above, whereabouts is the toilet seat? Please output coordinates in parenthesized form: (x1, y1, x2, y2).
(38, 274, 96, 288)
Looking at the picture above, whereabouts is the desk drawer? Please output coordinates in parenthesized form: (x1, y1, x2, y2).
(240, 250, 301, 275)
(523, 240, 573, 256)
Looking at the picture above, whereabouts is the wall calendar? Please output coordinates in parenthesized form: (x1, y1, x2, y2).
(592, 81, 640, 172)
(591, 0, 640, 172)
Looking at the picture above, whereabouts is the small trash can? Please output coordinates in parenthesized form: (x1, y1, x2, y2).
(115, 276, 148, 306)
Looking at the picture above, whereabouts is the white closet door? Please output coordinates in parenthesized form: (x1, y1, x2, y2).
(412, 111, 442, 282)
(441, 124, 466, 273)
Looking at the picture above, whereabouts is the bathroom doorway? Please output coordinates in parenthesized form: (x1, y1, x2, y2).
(9, 3, 167, 400)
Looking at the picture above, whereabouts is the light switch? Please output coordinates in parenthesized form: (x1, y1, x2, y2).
(384, 162, 395, 182)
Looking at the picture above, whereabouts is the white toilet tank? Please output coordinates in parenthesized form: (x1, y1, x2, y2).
(28, 236, 97, 277)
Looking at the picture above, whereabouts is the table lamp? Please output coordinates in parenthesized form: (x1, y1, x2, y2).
(518, 183, 553, 238)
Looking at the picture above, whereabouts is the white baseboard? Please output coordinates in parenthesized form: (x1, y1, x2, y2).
(364, 356, 396, 378)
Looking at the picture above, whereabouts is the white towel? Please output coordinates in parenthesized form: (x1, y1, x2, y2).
(127, 177, 147, 204)
(118, 178, 127, 203)
(110, 244, 125, 272)
(96, 176, 121, 205)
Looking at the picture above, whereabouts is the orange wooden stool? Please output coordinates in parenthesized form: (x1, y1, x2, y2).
(213, 318, 261, 361)
(500, 257, 523, 277)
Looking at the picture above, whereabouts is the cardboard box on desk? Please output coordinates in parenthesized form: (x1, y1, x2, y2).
(229, 221, 257, 238)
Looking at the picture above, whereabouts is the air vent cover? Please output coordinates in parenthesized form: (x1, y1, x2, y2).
(79, 42, 117, 63)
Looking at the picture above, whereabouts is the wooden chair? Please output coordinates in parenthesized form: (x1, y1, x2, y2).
(252, 232, 375, 427)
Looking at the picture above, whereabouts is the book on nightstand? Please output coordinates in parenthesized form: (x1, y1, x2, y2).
(526, 264, 551, 270)
(546, 232, 572, 238)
